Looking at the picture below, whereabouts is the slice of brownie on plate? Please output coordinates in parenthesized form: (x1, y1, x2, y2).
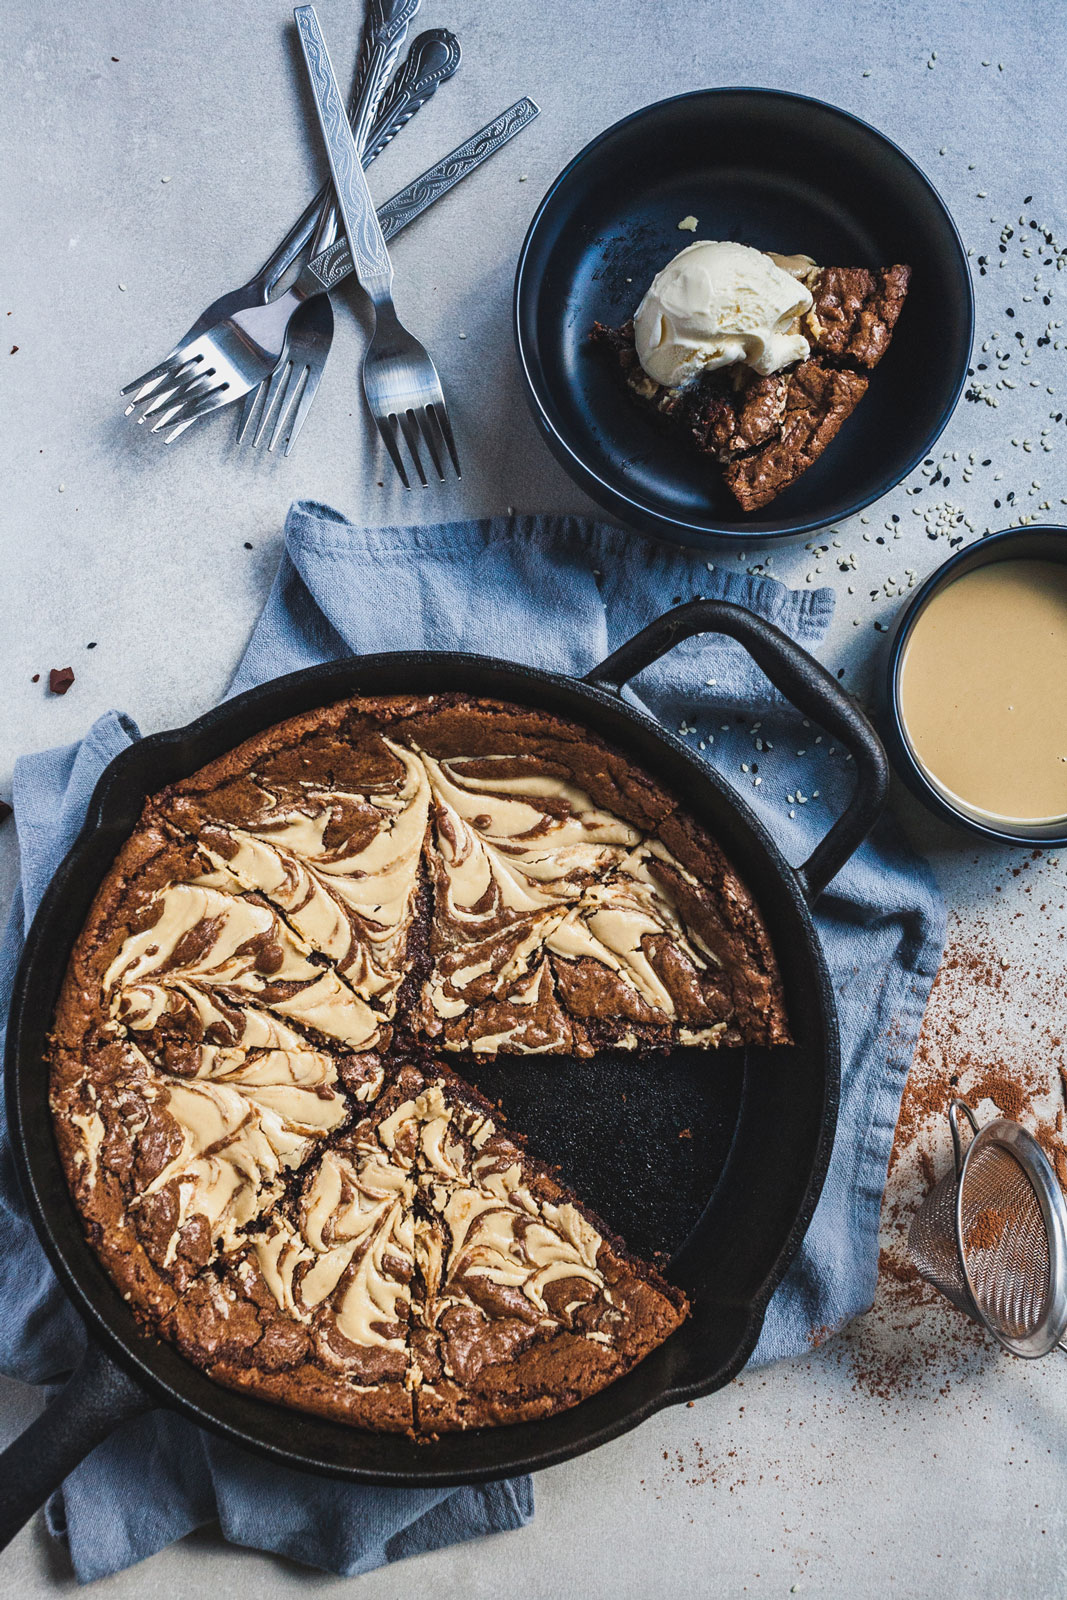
(590, 262, 910, 511)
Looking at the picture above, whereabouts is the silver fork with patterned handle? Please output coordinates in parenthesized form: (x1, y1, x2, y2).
(124, 98, 537, 444)
(295, 4, 459, 485)
(122, 0, 425, 419)
(240, 28, 460, 454)
(240, 29, 462, 453)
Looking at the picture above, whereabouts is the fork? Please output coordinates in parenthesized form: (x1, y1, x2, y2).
(121, 97, 538, 445)
(296, 4, 459, 486)
(122, 0, 424, 424)
(238, 26, 461, 455)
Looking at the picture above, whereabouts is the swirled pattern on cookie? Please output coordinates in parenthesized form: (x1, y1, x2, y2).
(103, 882, 383, 1054)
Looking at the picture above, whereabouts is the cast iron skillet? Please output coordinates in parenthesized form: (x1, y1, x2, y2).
(514, 88, 974, 546)
(0, 601, 888, 1547)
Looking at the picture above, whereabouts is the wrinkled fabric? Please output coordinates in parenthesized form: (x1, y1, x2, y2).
(0, 503, 943, 1581)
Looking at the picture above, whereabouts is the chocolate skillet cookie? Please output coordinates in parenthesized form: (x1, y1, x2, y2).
(50, 692, 790, 1433)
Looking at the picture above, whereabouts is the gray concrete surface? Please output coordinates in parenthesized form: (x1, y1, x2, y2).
(3, 0, 1067, 1592)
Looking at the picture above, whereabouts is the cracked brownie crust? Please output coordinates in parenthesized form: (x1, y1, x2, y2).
(50, 693, 791, 1434)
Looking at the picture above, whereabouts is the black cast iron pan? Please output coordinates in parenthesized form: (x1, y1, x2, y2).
(0, 601, 888, 1547)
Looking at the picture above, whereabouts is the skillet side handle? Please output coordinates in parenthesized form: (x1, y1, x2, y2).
(583, 599, 889, 902)
(0, 1340, 150, 1553)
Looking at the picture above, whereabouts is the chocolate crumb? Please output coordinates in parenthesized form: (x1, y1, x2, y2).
(49, 667, 75, 696)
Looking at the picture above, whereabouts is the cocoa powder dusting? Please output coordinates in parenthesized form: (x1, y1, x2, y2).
(641, 859, 1067, 1503)
(823, 876, 1067, 1406)
(965, 1206, 1008, 1253)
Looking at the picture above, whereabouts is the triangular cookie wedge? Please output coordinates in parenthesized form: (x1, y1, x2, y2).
(398, 1062, 689, 1432)
(591, 262, 910, 511)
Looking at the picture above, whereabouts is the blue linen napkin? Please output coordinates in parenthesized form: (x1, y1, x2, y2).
(0, 502, 945, 1581)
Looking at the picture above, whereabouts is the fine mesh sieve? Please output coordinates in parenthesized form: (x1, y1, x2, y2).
(908, 1099, 1067, 1358)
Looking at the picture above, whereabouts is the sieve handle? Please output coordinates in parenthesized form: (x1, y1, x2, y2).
(949, 1099, 980, 1175)
(584, 599, 889, 901)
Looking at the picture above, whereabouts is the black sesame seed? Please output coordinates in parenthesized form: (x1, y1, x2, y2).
(994, 499, 1001, 507)
(1006, 307, 1015, 316)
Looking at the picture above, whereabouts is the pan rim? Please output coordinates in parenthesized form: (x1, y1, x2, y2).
(6, 650, 840, 1486)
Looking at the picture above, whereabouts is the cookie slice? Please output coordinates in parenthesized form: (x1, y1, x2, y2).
(50, 1031, 357, 1307)
(156, 732, 431, 1018)
(590, 260, 910, 511)
(56, 817, 388, 1060)
(393, 1064, 690, 1433)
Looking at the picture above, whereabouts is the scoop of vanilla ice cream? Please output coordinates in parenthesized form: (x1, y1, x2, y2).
(633, 240, 814, 388)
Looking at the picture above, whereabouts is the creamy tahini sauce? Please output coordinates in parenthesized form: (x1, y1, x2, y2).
(898, 559, 1067, 822)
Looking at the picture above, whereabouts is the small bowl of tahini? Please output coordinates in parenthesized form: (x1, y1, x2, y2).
(880, 525, 1067, 844)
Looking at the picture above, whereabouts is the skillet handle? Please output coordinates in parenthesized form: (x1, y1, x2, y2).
(0, 1340, 151, 1553)
(583, 599, 889, 902)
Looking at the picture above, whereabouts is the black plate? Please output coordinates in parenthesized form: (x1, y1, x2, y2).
(0, 602, 889, 1542)
(514, 88, 974, 546)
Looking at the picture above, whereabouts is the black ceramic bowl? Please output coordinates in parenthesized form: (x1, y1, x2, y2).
(514, 88, 973, 547)
(879, 525, 1067, 845)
